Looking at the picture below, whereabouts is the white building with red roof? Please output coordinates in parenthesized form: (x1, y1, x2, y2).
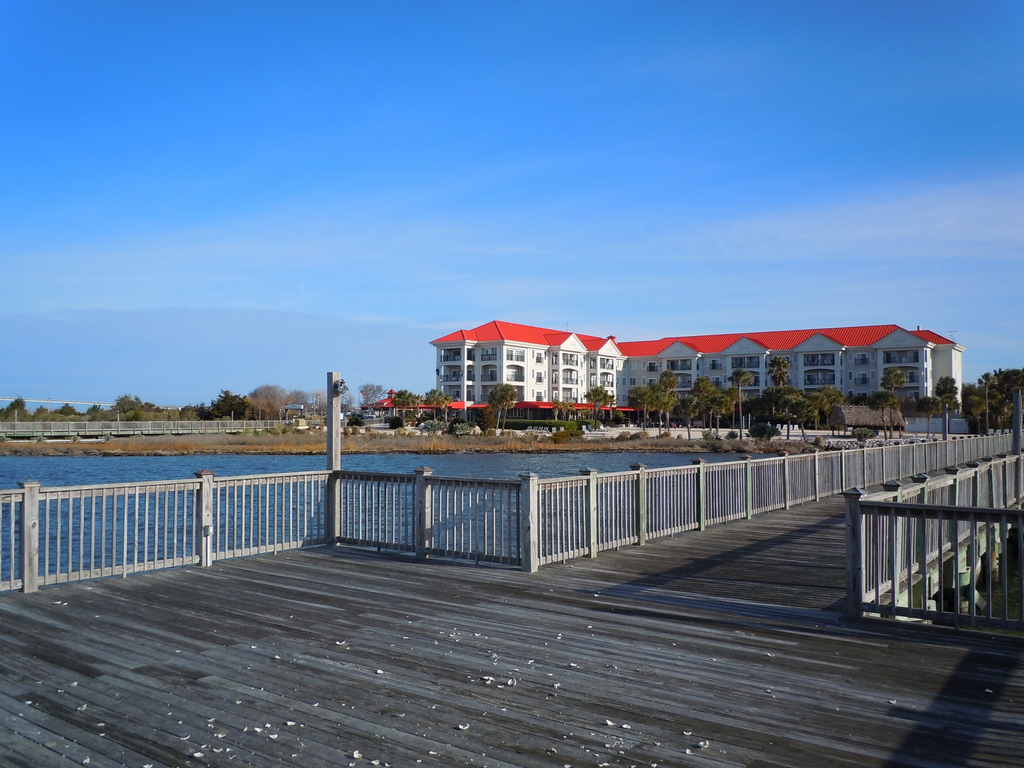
(430, 320, 624, 407)
(432, 321, 964, 409)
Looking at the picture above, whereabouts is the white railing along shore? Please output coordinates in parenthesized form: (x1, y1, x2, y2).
(1, 432, 1016, 594)
(0, 420, 287, 438)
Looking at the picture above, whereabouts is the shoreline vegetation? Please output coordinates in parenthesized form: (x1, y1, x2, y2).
(0, 430, 822, 457)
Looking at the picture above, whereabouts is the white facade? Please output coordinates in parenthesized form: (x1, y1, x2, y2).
(435, 322, 964, 407)
(432, 325, 625, 406)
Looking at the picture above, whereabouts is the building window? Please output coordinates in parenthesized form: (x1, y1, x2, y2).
(803, 353, 836, 367)
(561, 353, 579, 366)
(647, 361, 658, 372)
(731, 356, 761, 369)
(853, 353, 869, 366)
(629, 377, 636, 386)
(883, 350, 920, 365)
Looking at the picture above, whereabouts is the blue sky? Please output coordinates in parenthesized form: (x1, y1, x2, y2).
(1, 2, 1022, 406)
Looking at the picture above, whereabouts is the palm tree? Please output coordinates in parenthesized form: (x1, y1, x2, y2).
(767, 356, 791, 387)
(881, 367, 905, 394)
(488, 383, 518, 430)
(584, 386, 614, 423)
(866, 390, 900, 439)
(390, 389, 421, 424)
(628, 385, 658, 432)
(915, 395, 940, 438)
(690, 376, 720, 433)
(674, 394, 700, 439)
(423, 388, 453, 422)
(729, 368, 754, 439)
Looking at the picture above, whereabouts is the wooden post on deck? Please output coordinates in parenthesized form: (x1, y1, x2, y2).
(813, 449, 821, 502)
(19, 480, 39, 593)
(780, 451, 792, 510)
(195, 470, 215, 567)
(844, 488, 865, 618)
(630, 463, 648, 546)
(740, 454, 753, 519)
(326, 372, 343, 542)
(581, 468, 599, 558)
(519, 473, 540, 572)
(1013, 392, 1021, 505)
(692, 458, 707, 531)
(415, 467, 434, 558)
(912, 474, 930, 504)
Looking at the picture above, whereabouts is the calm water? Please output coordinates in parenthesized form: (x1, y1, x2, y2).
(0, 451, 753, 489)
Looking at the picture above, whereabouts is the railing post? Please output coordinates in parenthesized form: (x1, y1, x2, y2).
(840, 449, 847, 491)
(944, 466, 961, 505)
(813, 449, 821, 502)
(844, 488, 865, 618)
(580, 469, 599, 558)
(882, 480, 902, 503)
(325, 471, 341, 544)
(414, 467, 434, 559)
(740, 454, 753, 519)
(630, 463, 647, 546)
(966, 461, 980, 507)
(195, 470, 215, 567)
(780, 451, 791, 510)
(327, 372, 343, 473)
(519, 473, 539, 572)
(19, 480, 40, 593)
(912, 473, 929, 504)
(692, 458, 707, 530)
(862, 447, 869, 489)
(326, 372, 345, 545)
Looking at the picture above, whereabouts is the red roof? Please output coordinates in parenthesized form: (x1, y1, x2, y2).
(434, 321, 956, 356)
(432, 320, 617, 351)
(621, 325, 955, 355)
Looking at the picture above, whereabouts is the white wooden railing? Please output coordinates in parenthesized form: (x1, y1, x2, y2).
(845, 454, 1024, 630)
(0, 420, 286, 438)
(2, 432, 1016, 593)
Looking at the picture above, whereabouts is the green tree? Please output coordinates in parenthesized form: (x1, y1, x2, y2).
(916, 395, 941, 438)
(487, 383, 518, 430)
(767, 356, 791, 387)
(391, 389, 422, 424)
(628, 385, 658, 431)
(584, 385, 614, 422)
(934, 376, 960, 412)
(423, 388, 454, 422)
(652, 371, 679, 434)
(674, 394, 701, 440)
(690, 376, 721, 433)
(776, 386, 805, 440)
(210, 390, 251, 420)
(881, 367, 905, 393)
(866, 390, 901, 439)
(728, 368, 754, 439)
(2, 397, 28, 421)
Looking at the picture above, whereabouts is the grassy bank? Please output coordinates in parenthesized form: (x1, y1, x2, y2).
(0, 430, 816, 456)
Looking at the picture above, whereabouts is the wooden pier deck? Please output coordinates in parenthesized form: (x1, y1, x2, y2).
(1, 497, 1022, 767)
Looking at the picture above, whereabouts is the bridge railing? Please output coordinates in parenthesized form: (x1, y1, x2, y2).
(845, 453, 1024, 630)
(2, 432, 1016, 592)
(0, 420, 285, 438)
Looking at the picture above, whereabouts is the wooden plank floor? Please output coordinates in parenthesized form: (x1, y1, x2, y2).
(1, 498, 1022, 767)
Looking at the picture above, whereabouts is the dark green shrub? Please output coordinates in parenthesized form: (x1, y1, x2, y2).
(347, 415, 364, 427)
(853, 427, 875, 442)
(388, 416, 405, 429)
(748, 423, 780, 439)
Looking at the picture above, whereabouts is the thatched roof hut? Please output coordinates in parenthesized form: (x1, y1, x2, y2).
(829, 404, 905, 430)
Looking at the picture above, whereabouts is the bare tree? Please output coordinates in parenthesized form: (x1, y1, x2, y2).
(359, 383, 387, 408)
